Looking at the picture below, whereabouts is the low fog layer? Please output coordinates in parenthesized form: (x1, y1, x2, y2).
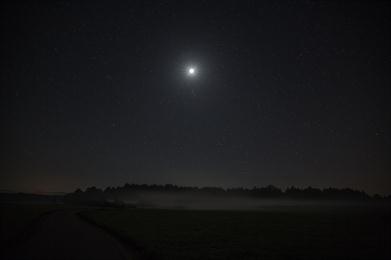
(120, 192, 383, 210)
(64, 184, 390, 210)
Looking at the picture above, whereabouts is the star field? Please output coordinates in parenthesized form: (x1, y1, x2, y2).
(0, 1, 390, 194)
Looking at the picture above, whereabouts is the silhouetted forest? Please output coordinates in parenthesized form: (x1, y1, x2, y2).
(65, 184, 390, 205)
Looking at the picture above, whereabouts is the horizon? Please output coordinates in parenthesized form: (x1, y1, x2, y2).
(2, 181, 389, 197)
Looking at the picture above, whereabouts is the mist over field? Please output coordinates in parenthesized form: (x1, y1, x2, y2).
(119, 192, 386, 210)
(126, 192, 287, 210)
(60, 183, 390, 212)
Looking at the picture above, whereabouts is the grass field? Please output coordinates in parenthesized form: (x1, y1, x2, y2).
(80, 204, 391, 260)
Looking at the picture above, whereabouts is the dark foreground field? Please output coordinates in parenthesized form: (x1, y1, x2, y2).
(1, 202, 390, 260)
(80, 204, 391, 260)
(1, 204, 133, 260)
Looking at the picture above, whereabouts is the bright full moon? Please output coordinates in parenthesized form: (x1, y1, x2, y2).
(187, 66, 197, 77)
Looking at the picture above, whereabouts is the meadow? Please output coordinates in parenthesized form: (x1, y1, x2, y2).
(80, 204, 391, 260)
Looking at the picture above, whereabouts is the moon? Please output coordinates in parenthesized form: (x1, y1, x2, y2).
(186, 66, 197, 77)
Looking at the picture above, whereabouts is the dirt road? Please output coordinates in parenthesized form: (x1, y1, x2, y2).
(5, 210, 135, 260)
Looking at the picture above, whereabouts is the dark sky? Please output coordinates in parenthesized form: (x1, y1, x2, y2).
(1, 1, 390, 194)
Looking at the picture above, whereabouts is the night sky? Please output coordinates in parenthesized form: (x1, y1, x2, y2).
(1, 1, 390, 194)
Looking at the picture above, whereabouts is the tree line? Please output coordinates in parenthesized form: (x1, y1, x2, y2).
(65, 183, 390, 204)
